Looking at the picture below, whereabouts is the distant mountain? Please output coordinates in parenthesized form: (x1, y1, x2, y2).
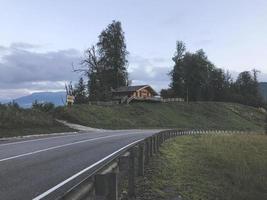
(0, 98, 11, 104)
(259, 82, 267, 102)
(3, 92, 66, 108)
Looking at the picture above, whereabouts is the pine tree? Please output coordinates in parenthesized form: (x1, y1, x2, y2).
(80, 20, 129, 101)
(235, 71, 263, 106)
(74, 77, 88, 104)
(169, 41, 186, 97)
(97, 20, 129, 90)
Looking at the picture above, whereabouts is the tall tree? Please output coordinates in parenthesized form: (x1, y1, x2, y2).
(79, 21, 129, 101)
(235, 70, 263, 106)
(169, 41, 186, 97)
(97, 20, 129, 89)
(206, 68, 226, 101)
(73, 77, 88, 104)
(169, 41, 227, 102)
(80, 45, 104, 101)
(176, 49, 215, 101)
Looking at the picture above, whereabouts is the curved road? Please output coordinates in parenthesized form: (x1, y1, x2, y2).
(0, 129, 160, 200)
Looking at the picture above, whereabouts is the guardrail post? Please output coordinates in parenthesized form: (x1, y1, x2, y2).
(128, 148, 136, 198)
(158, 133, 162, 145)
(109, 172, 118, 200)
(95, 174, 108, 199)
(145, 138, 150, 164)
(119, 152, 130, 171)
(156, 135, 159, 152)
(150, 137, 153, 157)
(153, 136, 156, 154)
(165, 131, 168, 140)
(138, 143, 145, 176)
(155, 135, 158, 153)
(95, 171, 118, 200)
(61, 178, 94, 200)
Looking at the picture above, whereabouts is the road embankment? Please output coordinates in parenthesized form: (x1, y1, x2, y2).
(135, 133, 267, 200)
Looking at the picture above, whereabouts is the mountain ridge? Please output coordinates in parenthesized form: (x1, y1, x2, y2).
(0, 91, 66, 108)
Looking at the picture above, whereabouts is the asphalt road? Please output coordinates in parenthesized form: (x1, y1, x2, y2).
(0, 129, 160, 200)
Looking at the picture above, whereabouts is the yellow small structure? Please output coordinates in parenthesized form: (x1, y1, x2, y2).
(66, 95, 75, 107)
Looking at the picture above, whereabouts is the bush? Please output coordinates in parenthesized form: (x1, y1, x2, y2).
(7, 101, 21, 110)
(32, 101, 55, 112)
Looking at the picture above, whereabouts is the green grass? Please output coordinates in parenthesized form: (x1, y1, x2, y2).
(1, 101, 265, 138)
(136, 133, 267, 200)
(55, 102, 265, 131)
(0, 105, 73, 138)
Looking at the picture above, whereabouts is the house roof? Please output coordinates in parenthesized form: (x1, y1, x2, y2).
(112, 85, 158, 95)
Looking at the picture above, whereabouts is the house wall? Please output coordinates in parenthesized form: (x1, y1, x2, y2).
(113, 86, 156, 100)
(133, 88, 152, 98)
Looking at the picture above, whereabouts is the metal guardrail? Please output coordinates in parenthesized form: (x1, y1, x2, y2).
(57, 129, 258, 200)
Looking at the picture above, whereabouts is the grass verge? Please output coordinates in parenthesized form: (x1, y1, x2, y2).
(136, 133, 267, 200)
(0, 105, 73, 138)
(55, 102, 265, 131)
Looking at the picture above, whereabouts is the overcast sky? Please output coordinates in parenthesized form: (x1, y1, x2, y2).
(0, 0, 267, 99)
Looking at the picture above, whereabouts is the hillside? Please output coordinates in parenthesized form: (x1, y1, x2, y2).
(55, 102, 265, 131)
(0, 104, 73, 138)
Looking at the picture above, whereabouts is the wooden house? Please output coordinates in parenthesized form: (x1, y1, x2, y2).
(112, 85, 159, 103)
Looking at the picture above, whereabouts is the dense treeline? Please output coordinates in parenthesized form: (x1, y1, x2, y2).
(161, 41, 263, 107)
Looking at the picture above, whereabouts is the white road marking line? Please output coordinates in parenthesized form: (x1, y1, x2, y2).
(32, 138, 143, 200)
(0, 129, 152, 147)
(0, 133, 82, 147)
(0, 132, 144, 162)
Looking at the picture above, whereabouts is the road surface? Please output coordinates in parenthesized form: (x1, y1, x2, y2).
(0, 129, 160, 200)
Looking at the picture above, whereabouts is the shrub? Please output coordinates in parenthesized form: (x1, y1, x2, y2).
(32, 101, 55, 113)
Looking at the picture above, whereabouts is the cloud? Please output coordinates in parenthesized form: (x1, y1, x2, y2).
(259, 73, 267, 82)
(9, 42, 41, 50)
(0, 43, 81, 99)
(0, 89, 32, 100)
(193, 39, 213, 46)
(128, 55, 171, 92)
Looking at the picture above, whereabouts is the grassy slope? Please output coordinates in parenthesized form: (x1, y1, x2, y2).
(136, 134, 267, 200)
(0, 106, 73, 138)
(55, 102, 265, 131)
